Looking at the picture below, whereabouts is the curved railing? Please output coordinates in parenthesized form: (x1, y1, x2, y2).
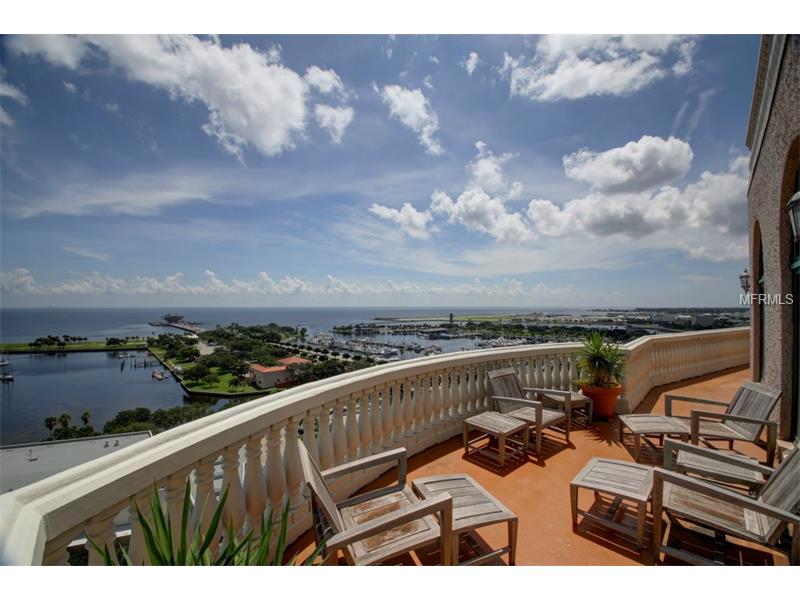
(0, 327, 749, 565)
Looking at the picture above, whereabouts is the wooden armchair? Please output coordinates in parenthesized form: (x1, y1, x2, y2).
(487, 368, 571, 455)
(664, 381, 781, 465)
(652, 445, 800, 565)
(297, 440, 454, 565)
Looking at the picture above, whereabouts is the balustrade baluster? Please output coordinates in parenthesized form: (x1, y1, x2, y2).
(430, 371, 441, 426)
(284, 419, 304, 510)
(405, 378, 417, 437)
(371, 388, 384, 453)
(265, 424, 286, 518)
(392, 382, 404, 443)
(318, 405, 334, 470)
(192, 456, 219, 553)
(381, 385, 394, 448)
(303, 409, 319, 464)
(244, 433, 267, 535)
(84, 507, 120, 566)
(221, 446, 246, 534)
(346, 394, 360, 461)
(332, 400, 347, 465)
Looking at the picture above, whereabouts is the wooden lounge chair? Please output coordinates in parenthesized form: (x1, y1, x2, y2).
(487, 368, 571, 455)
(662, 438, 773, 493)
(297, 440, 455, 565)
(665, 381, 781, 466)
(652, 446, 800, 565)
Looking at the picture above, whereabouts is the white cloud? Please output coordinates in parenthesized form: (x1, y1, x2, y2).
(461, 51, 480, 76)
(686, 88, 717, 138)
(429, 56, 439, 65)
(304, 66, 347, 97)
(9, 170, 215, 218)
(314, 104, 354, 144)
(1, 267, 546, 300)
(527, 153, 749, 246)
(63, 81, 77, 94)
(104, 101, 119, 114)
(431, 188, 531, 244)
(62, 246, 110, 261)
(468, 140, 520, 196)
(10, 35, 310, 159)
(0, 81, 28, 127)
(380, 84, 443, 155)
(680, 274, 717, 282)
(501, 35, 693, 102)
(369, 202, 433, 239)
(563, 135, 693, 193)
(423, 75, 434, 89)
(8, 35, 91, 68)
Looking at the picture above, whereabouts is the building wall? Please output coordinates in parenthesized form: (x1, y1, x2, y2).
(250, 368, 289, 389)
(747, 35, 800, 439)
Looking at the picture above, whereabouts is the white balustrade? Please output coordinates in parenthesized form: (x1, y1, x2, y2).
(0, 327, 748, 565)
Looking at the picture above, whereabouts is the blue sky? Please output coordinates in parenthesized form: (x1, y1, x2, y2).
(0, 34, 759, 307)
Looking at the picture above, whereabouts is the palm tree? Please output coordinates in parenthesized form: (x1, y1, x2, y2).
(58, 413, 72, 430)
(80, 411, 91, 427)
(44, 416, 57, 434)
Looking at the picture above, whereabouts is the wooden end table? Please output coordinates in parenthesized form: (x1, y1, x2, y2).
(570, 457, 653, 549)
(413, 473, 518, 565)
(463, 412, 528, 467)
(617, 414, 690, 461)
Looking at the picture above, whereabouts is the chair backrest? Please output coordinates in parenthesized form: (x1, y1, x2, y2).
(725, 381, 782, 440)
(297, 439, 345, 536)
(758, 446, 800, 543)
(487, 368, 525, 414)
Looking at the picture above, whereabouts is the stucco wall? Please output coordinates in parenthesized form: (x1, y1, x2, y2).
(747, 35, 800, 439)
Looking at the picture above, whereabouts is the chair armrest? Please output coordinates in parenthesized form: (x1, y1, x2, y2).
(665, 394, 728, 416)
(491, 395, 541, 409)
(326, 493, 454, 553)
(322, 447, 407, 487)
(662, 439, 774, 475)
(652, 467, 800, 526)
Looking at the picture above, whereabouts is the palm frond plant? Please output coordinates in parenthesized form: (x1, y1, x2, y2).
(575, 331, 626, 419)
(88, 481, 324, 565)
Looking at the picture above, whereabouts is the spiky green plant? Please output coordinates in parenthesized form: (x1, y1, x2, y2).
(88, 481, 324, 565)
(576, 331, 626, 388)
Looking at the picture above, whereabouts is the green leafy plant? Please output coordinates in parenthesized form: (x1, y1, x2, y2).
(576, 331, 626, 388)
(89, 481, 324, 565)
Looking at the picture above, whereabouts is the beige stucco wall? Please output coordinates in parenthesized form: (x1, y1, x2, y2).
(747, 35, 800, 439)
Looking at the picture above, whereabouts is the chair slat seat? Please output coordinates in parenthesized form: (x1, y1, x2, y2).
(340, 486, 442, 565)
(671, 417, 751, 441)
(507, 407, 568, 429)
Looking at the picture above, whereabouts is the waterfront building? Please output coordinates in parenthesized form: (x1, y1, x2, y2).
(248, 363, 290, 389)
(746, 34, 800, 440)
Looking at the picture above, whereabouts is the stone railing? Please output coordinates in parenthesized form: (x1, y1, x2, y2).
(0, 327, 749, 565)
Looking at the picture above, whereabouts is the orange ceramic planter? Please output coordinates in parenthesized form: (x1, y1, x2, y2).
(580, 384, 622, 420)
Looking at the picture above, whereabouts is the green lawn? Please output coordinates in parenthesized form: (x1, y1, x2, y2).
(149, 346, 261, 396)
(0, 340, 147, 354)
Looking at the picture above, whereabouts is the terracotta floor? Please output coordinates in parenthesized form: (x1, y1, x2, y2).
(290, 367, 790, 566)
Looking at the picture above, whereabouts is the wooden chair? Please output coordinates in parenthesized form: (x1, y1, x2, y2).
(665, 381, 781, 465)
(297, 440, 455, 565)
(652, 446, 800, 565)
(487, 368, 571, 455)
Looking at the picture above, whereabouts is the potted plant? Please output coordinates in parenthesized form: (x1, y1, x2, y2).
(576, 331, 626, 420)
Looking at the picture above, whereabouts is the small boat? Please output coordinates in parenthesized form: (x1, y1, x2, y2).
(151, 369, 165, 381)
(1, 372, 14, 382)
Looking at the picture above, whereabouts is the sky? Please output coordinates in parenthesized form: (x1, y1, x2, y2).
(0, 34, 759, 308)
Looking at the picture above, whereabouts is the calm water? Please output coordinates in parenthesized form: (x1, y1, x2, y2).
(0, 306, 593, 445)
(0, 351, 185, 445)
(0, 306, 587, 343)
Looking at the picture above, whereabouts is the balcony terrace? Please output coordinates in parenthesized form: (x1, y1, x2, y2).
(0, 327, 762, 566)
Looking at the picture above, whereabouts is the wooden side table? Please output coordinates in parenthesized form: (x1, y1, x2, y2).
(413, 473, 518, 565)
(463, 412, 528, 467)
(617, 414, 690, 461)
(570, 457, 653, 548)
